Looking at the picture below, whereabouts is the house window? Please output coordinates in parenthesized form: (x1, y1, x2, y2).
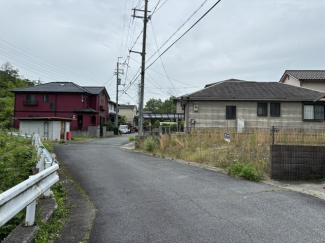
(24, 94, 37, 105)
(50, 103, 56, 110)
(257, 103, 267, 116)
(226, 106, 236, 119)
(270, 103, 281, 117)
(26, 94, 35, 101)
(304, 104, 324, 120)
(43, 94, 49, 102)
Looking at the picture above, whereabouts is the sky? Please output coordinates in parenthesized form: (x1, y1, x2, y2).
(0, 0, 325, 106)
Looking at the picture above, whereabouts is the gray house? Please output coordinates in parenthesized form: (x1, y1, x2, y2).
(176, 79, 325, 131)
(279, 70, 325, 92)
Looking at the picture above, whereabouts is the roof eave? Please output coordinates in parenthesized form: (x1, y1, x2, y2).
(181, 97, 318, 102)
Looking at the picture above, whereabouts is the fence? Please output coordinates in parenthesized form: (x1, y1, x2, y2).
(143, 125, 325, 146)
(271, 126, 325, 146)
(0, 134, 59, 227)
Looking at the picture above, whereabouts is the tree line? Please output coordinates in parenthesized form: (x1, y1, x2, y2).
(0, 62, 38, 128)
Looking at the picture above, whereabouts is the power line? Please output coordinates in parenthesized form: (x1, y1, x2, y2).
(129, 55, 199, 88)
(150, 20, 178, 96)
(0, 38, 100, 84)
(150, 0, 169, 16)
(147, 0, 209, 63)
(146, 0, 223, 70)
(0, 43, 100, 85)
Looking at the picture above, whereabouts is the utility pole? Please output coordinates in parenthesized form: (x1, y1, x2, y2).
(115, 57, 123, 130)
(130, 0, 149, 136)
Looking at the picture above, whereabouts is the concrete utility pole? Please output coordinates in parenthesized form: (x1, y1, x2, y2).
(115, 57, 123, 129)
(130, 0, 149, 136)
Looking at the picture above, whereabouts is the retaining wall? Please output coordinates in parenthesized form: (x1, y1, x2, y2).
(270, 145, 325, 180)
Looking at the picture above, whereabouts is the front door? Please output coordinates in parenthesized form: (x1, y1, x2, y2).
(60, 121, 65, 140)
(78, 115, 83, 130)
(100, 116, 104, 137)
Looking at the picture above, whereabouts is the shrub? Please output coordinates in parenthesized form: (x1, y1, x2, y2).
(154, 120, 160, 128)
(228, 163, 260, 181)
(144, 137, 155, 152)
(129, 136, 135, 142)
(0, 131, 38, 241)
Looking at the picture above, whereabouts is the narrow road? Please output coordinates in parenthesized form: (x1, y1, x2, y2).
(55, 135, 325, 243)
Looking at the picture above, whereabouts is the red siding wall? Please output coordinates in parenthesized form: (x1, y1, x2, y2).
(14, 91, 109, 131)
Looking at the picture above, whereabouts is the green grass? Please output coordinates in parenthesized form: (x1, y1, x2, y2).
(70, 137, 92, 142)
(34, 180, 69, 243)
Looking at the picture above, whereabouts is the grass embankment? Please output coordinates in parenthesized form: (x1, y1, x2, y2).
(0, 131, 38, 241)
(0, 131, 69, 242)
(138, 130, 271, 181)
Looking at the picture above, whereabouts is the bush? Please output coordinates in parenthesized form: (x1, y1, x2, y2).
(228, 163, 260, 181)
(154, 120, 160, 128)
(144, 137, 155, 152)
(0, 131, 38, 241)
(103, 121, 114, 131)
(129, 136, 135, 142)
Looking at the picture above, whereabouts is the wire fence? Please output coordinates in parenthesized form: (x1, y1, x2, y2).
(143, 125, 325, 146)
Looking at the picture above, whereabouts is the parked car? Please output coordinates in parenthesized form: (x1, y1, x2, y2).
(119, 125, 130, 134)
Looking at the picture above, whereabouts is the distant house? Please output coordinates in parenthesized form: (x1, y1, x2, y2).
(108, 100, 118, 124)
(118, 104, 137, 126)
(12, 82, 110, 135)
(176, 79, 325, 131)
(279, 70, 325, 92)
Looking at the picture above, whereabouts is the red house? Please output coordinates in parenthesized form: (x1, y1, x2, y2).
(12, 82, 110, 133)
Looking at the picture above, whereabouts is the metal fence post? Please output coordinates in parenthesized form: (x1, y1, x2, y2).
(43, 159, 52, 198)
(25, 199, 36, 226)
(272, 126, 275, 145)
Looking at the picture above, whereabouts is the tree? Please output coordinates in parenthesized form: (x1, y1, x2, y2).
(0, 62, 36, 128)
(144, 98, 163, 113)
(118, 115, 127, 124)
(1, 62, 19, 78)
(144, 97, 176, 114)
(160, 97, 176, 114)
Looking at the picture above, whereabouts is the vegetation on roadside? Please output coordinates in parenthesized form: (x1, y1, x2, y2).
(0, 131, 38, 241)
(137, 129, 271, 181)
(0, 133, 69, 242)
(228, 163, 260, 181)
(34, 180, 69, 243)
(129, 136, 135, 142)
(70, 137, 92, 142)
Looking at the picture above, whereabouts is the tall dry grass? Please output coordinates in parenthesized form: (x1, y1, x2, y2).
(139, 127, 325, 177)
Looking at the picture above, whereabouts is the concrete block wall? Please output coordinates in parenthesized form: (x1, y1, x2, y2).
(270, 145, 325, 179)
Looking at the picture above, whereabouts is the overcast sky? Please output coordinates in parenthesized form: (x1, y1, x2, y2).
(1, 0, 324, 105)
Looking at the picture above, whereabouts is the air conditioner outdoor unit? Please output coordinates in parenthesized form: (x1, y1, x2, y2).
(193, 105, 199, 112)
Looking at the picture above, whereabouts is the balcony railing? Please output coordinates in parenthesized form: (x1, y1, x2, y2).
(23, 100, 38, 106)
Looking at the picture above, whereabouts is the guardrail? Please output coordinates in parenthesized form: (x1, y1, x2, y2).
(0, 134, 59, 227)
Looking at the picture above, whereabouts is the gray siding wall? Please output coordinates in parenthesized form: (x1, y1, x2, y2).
(184, 100, 325, 129)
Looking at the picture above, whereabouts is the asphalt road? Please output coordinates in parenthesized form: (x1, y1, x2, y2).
(55, 135, 325, 243)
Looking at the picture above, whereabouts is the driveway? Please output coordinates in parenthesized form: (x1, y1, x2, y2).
(55, 135, 325, 242)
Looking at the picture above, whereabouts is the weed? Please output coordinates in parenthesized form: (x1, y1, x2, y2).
(228, 163, 260, 181)
(144, 137, 155, 152)
(129, 136, 135, 142)
(34, 181, 69, 243)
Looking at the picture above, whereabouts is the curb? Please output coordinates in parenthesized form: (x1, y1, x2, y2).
(51, 166, 96, 243)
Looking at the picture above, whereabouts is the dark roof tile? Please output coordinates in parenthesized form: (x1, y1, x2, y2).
(12, 82, 89, 93)
(285, 70, 325, 80)
(183, 80, 325, 100)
